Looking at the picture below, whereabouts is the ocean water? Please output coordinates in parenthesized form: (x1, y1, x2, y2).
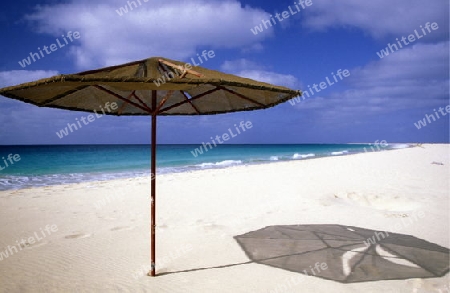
(0, 144, 410, 191)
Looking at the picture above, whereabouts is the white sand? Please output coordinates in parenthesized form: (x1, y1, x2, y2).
(0, 144, 448, 293)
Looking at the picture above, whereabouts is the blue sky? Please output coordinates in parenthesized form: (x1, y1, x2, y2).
(0, 0, 448, 144)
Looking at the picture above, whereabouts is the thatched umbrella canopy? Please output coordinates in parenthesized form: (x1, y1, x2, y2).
(0, 57, 299, 115)
(0, 56, 301, 276)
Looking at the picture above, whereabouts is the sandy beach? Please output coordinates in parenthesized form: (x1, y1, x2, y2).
(0, 144, 448, 293)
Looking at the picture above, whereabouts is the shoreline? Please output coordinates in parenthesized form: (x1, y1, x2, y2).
(0, 143, 420, 192)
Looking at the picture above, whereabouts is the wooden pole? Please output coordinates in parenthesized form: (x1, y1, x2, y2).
(149, 90, 157, 276)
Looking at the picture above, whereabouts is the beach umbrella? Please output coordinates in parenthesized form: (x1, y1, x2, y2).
(234, 224, 450, 283)
(0, 57, 301, 276)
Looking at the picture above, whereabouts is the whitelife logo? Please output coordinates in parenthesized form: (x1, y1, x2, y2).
(414, 104, 450, 130)
(116, 0, 150, 16)
(376, 22, 439, 59)
(56, 102, 118, 139)
(289, 69, 350, 105)
(0, 225, 58, 262)
(18, 31, 81, 68)
(250, 0, 313, 35)
(0, 153, 21, 171)
(190, 121, 253, 157)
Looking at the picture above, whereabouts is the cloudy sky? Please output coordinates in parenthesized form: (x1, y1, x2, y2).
(0, 0, 448, 144)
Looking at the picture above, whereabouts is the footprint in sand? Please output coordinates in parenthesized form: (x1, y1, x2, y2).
(331, 191, 419, 212)
(98, 216, 117, 221)
(20, 240, 49, 249)
(384, 213, 409, 218)
(64, 233, 92, 239)
(110, 226, 134, 231)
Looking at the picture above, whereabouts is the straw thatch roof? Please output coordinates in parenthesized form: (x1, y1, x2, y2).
(0, 57, 301, 116)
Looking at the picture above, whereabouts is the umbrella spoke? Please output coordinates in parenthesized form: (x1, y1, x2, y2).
(118, 91, 137, 115)
(40, 85, 91, 106)
(159, 87, 220, 114)
(217, 86, 266, 108)
(180, 91, 201, 114)
(94, 85, 152, 113)
(153, 90, 174, 115)
(131, 92, 153, 111)
(116, 90, 154, 115)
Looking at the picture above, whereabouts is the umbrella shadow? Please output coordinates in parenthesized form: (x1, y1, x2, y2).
(232, 224, 449, 283)
(159, 224, 449, 282)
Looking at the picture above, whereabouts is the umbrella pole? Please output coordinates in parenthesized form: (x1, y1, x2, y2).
(150, 90, 157, 277)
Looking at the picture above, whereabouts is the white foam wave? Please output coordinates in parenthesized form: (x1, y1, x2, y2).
(0, 171, 150, 191)
(391, 144, 411, 149)
(270, 156, 279, 161)
(198, 160, 243, 168)
(292, 153, 315, 159)
(331, 151, 349, 156)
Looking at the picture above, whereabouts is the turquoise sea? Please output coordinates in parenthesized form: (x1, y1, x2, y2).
(0, 144, 410, 191)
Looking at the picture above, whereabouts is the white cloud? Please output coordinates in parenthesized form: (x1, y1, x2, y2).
(221, 59, 265, 72)
(0, 70, 59, 88)
(220, 58, 299, 88)
(237, 70, 299, 88)
(303, 0, 449, 39)
(293, 42, 449, 124)
(24, 0, 271, 69)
